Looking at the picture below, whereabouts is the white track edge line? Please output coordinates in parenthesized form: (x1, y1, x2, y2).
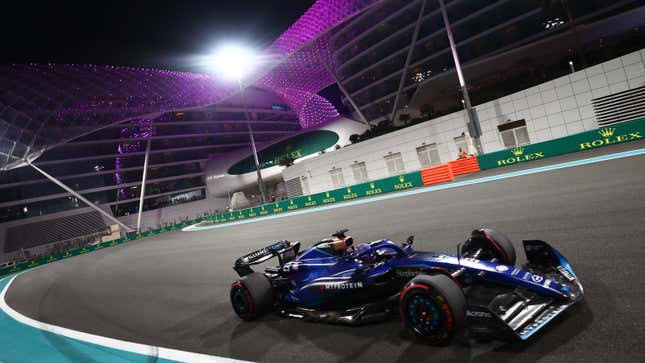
(0, 274, 251, 363)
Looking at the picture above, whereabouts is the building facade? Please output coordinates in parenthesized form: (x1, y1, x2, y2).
(283, 48, 645, 195)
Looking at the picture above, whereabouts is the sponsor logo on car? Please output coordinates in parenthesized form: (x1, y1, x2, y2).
(395, 269, 423, 277)
(242, 243, 283, 262)
(466, 310, 493, 318)
(522, 272, 531, 280)
(321, 281, 364, 290)
(495, 265, 509, 272)
(557, 265, 576, 281)
(519, 305, 567, 337)
(531, 275, 544, 283)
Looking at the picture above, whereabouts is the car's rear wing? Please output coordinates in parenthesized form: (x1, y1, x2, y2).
(234, 240, 301, 276)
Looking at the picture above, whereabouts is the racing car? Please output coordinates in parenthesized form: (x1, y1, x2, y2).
(229, 228, 583, 344)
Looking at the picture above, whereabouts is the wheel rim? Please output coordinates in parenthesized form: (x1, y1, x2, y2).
(406, 293, 443, 335)
(402, 290, 453, 344)
(231, 285, 251, 317)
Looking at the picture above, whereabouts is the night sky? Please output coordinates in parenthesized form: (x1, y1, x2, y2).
(2, 0, 316, 72)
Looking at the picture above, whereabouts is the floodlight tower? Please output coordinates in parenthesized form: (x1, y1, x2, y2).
(210, 44, 267, 205)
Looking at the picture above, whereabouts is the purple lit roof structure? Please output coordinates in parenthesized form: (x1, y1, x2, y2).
(259, 0, 380, 128)
(0, 64, 228, 170)
(268, 0, 378, 55)
(0, 1, 380, 170)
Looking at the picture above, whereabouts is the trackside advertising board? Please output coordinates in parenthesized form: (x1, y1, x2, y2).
(207, 171, 423, 224)
(0, 238, 129, 277)
(477, 117, 645, 170)
(0, 217, 206, 278)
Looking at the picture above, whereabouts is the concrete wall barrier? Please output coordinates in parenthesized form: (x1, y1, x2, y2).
(0, 217, 205, 278)
(207, 171, 424, 224)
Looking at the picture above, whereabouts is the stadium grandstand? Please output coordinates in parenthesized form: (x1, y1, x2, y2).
(332, 0, 645, 124)
(0, 87, 302, 223)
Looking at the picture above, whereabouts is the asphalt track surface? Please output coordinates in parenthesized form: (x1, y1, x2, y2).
(6, 140, 645, 363)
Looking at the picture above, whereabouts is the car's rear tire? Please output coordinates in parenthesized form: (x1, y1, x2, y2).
(400, 274, 466, 345)
(462, 228, 516, 265)
(230, 272, 274, 321)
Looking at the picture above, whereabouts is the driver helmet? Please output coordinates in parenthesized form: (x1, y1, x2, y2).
(329, 236, 354, 254)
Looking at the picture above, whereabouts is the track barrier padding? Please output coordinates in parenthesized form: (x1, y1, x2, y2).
(448, 156, 480, 176)
(421, 163, 454, 186)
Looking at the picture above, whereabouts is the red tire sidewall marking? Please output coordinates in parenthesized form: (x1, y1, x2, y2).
(231, 282, 254, 316)
(400, 283, 455, 337)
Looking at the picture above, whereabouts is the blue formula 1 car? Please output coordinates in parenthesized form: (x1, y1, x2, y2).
(230, 228, 583, 345)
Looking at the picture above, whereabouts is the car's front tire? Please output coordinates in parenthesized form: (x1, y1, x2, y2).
(230, 272, 274, 321)
(462, 228, 516, 265)
(400, 274, 465, 345)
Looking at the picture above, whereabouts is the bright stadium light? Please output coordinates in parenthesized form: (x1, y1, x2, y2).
(208, 44, 257, 81)
(207, 42, 267, 204)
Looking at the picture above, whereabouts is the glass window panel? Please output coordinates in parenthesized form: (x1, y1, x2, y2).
(329, 168, 345, 189)
(515, 126, 530, 145)
(384, 153, 405, 175)
(351, 162, 369, 183)
(416, 146, 432, 168)
(500, 130, 516, 147)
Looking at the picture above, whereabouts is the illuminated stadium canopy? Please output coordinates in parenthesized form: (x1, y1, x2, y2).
(0, 0, 381, 222)
(0, 0, 379, 171)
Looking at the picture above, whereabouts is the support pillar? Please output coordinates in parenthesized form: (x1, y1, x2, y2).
(390, 0, 427, 123)
(136, 137, 151, 233)
(319, 51, 372, 130)
(28, 161, 134, 232)
(439, 0, 483, 155)
(238, 80, 267, 204)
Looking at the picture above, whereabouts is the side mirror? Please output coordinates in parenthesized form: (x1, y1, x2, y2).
(404, 236, 414, 246)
